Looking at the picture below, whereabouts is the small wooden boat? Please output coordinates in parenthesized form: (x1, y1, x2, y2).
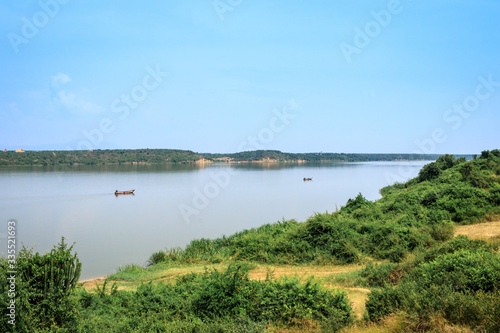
(303, 178, 313, 181)
(115, 189, 135, 195)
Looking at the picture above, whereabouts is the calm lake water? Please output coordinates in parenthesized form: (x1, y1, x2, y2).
(0, 161, 430, 279)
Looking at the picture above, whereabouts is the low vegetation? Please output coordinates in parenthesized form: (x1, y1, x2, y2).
(363, 236, 500, 332)
(1, 149, 499, 332)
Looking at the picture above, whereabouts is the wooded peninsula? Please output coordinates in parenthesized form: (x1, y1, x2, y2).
(0, 149, 469, 167)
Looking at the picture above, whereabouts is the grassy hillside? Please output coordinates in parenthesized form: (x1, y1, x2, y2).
(1, 150, 499, 332)
(148, 150, 500, 267)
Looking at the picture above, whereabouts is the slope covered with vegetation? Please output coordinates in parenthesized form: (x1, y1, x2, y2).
(150, 150, 500, 266)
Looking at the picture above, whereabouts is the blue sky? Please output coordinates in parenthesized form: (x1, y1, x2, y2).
(1, 0, 499, 154)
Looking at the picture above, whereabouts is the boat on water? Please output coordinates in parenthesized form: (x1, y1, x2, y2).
(303, 178, 313, 181)
(115, 189, 135, 195)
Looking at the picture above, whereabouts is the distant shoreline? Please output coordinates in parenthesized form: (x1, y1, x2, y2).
(0, 148, 470, 167)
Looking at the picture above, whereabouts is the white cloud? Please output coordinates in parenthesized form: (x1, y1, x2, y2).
(55, 90, 104, 115)
(51, 73, 72, 88)
(50, 73, 104, 115)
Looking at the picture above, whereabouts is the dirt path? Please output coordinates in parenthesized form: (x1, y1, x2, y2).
(79, 264, 364, 291)
(455, 220, 500, 239)
(247, 264, 361, 281)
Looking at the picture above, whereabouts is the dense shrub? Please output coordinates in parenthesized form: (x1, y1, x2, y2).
(379, 182, 405, 197)
(410, 249, 500, 293)
(359, 262, 400, 287)
(77, 264, 353, 332)
(442, 290, 500, 331)
(417, 154, 463, 182)
(365, 238, 500, 332)
(191, 264, 258, 320)
(421, 235, 497, 262)
(367, 284, 500, 332)
(0, 238, 81, 332)
(356, 236, 497, 290)
(341, 193, 374, 214)
(365, 285, 403, 321)
(190, 263, 353, 327)
(418, 162, 442, 182)
(258, 276, 352, 328)
(299, 215, 362, 264)
(146, 250, 168, 266)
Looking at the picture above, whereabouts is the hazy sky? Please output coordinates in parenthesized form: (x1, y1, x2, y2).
(1, 0, 499, 154)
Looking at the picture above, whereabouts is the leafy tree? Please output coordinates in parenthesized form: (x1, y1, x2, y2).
(418, 162, 442, 182)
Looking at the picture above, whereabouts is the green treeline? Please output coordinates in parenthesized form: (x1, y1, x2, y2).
(0, 148, 449, 166)
(1, 150, 499, 332)
(0, 149, 206, 166)
(205, 150, 446, 163)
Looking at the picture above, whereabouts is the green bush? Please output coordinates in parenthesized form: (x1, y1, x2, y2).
(366, 284, 500, 332)
(442, 290, 500, 332)
(147, 250, 168, 266)
(360, 262, 399, 287)
(428, 221, 454, 241)
(364, 285, 402, 321)
(418, 154, 463, 183)
(191, 264, 257, 320)
(410, 249, 500, 293)
(0, 237, 81, 332)
(299, 215, 362, 264)
(418, 162, 442, 182)
(257, 276, 352, 327)
(421, 235, 497, 262)
(77, 264, 353, 332)
(365, 238, 500, 331)
(379, 182, 405, 197)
